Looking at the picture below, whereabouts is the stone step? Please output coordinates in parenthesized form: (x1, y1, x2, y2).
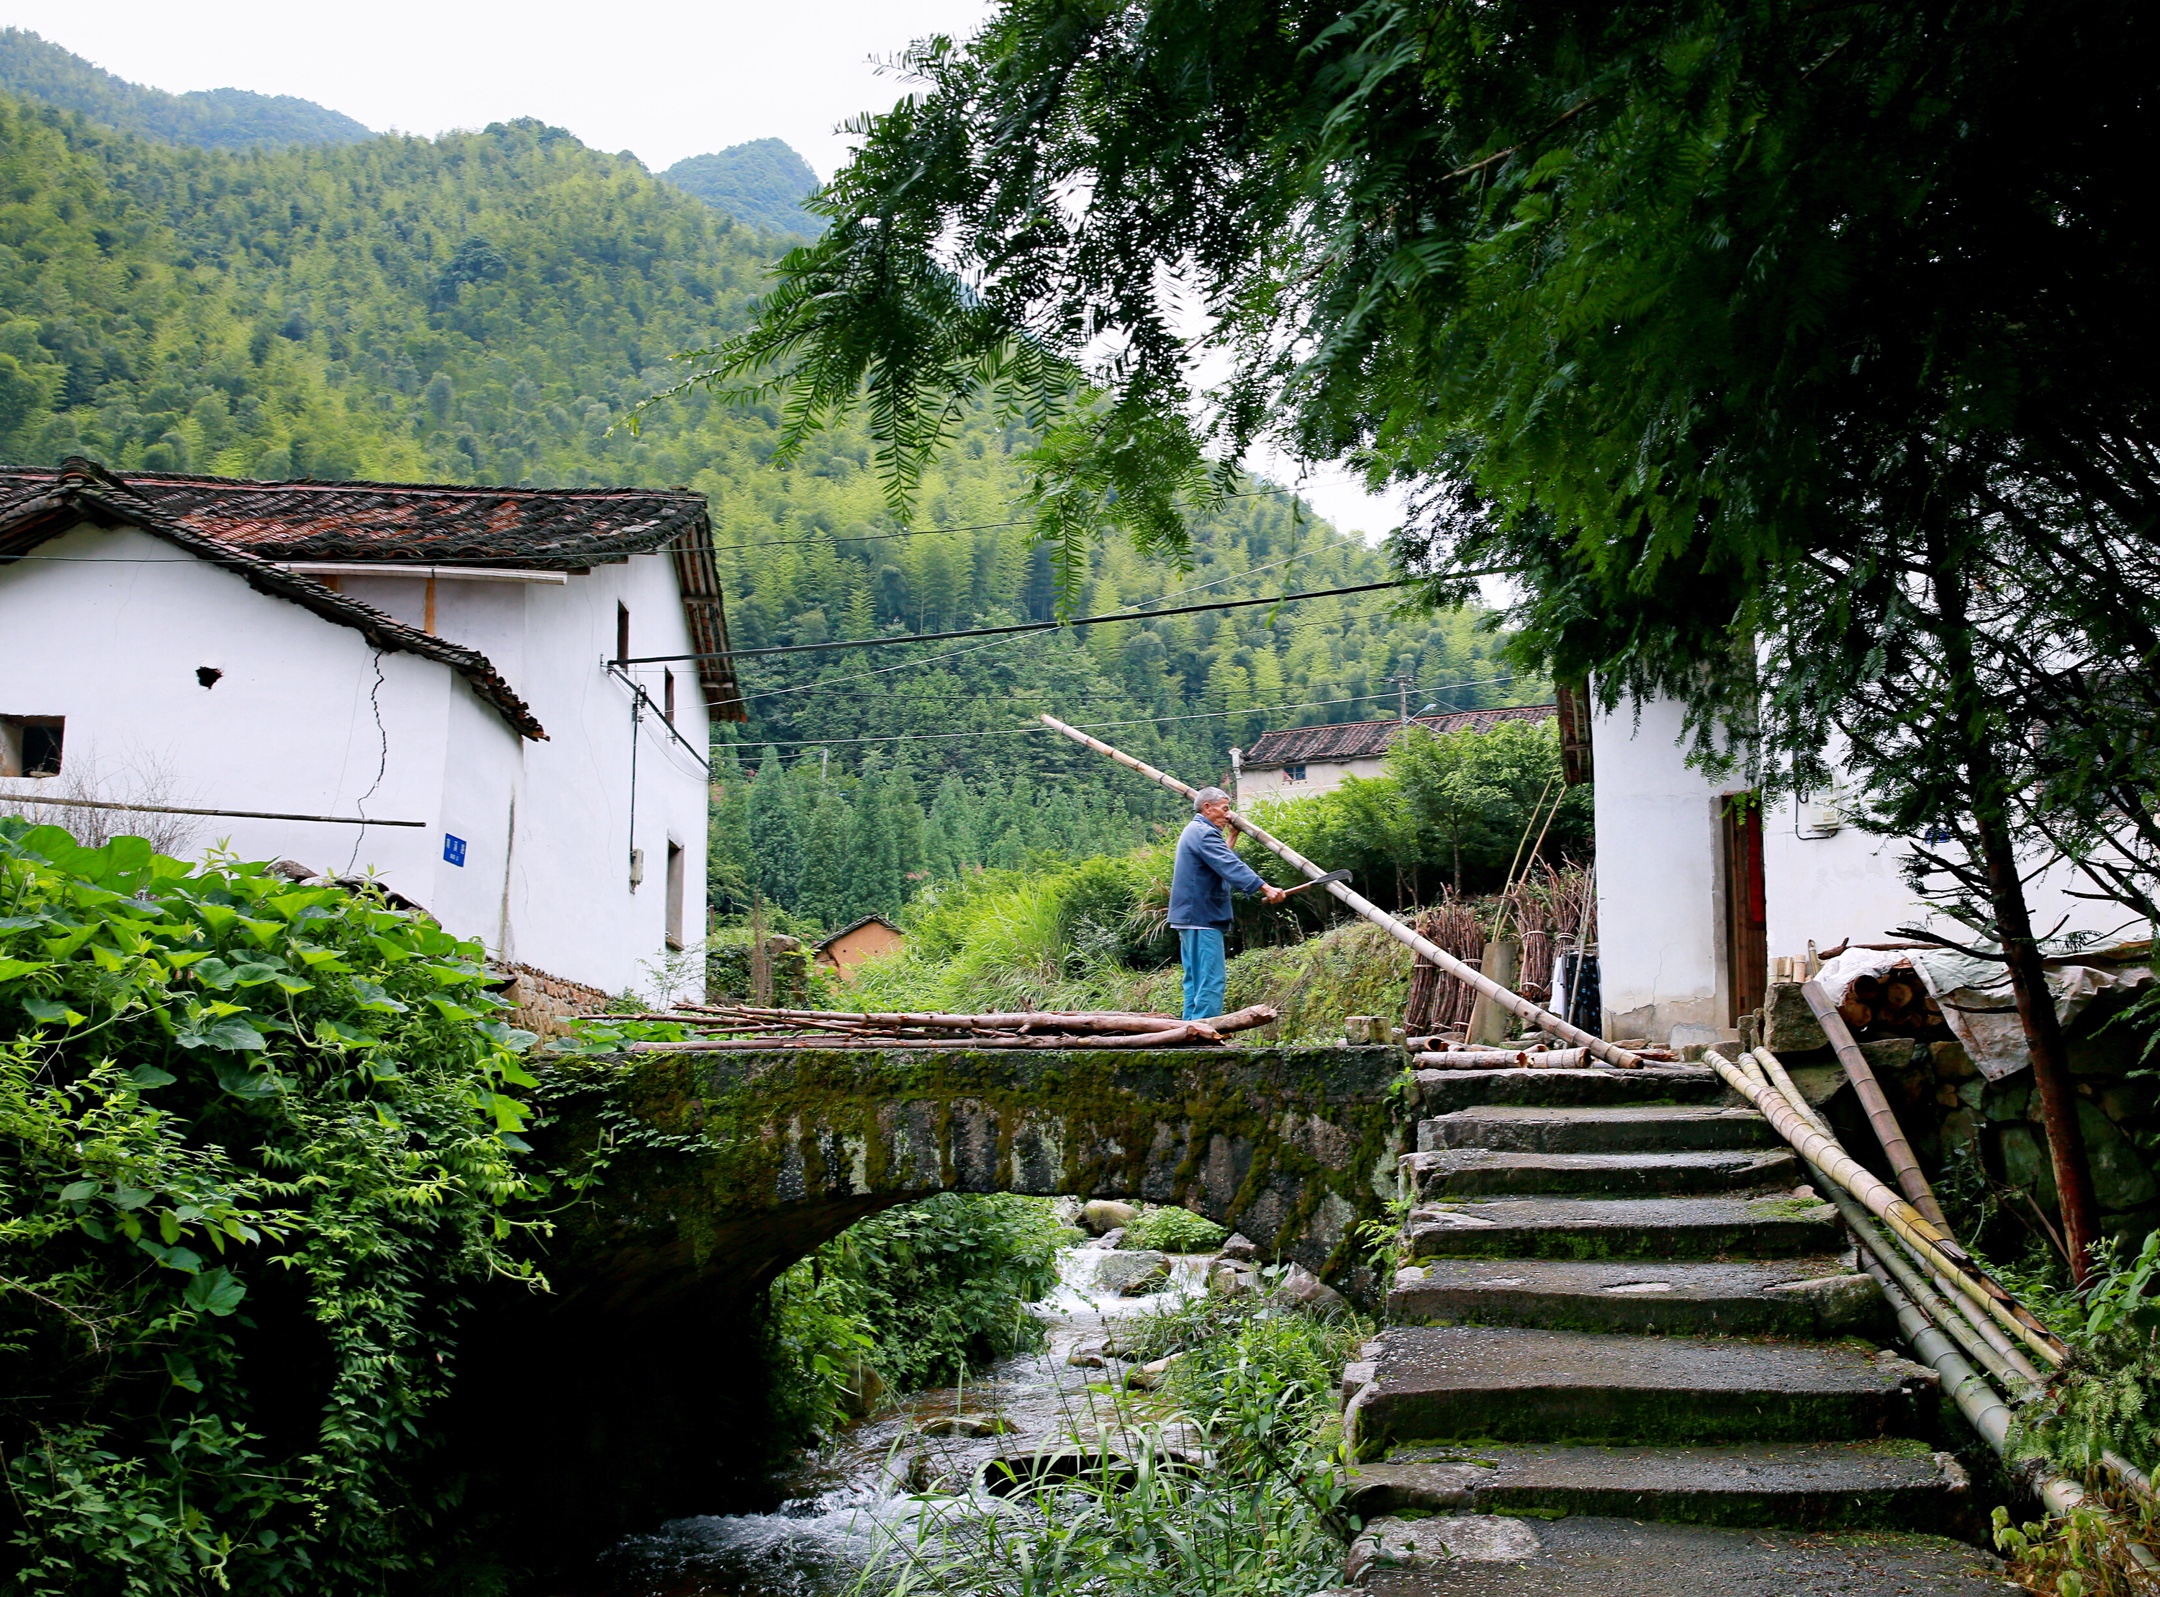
(1404, 1195, 1841, 1261)
(1416, 1065, 1724, 1116)
(1403, 1147, 1799, 1199)
(1418, 1103, 1778, 1155)
(1345, 1324, 1935, 1453)
(1345, 1515, 2008, 1596)
(1343, 1440, 1969, 1532)
(1389, 1257, 1887, 1337)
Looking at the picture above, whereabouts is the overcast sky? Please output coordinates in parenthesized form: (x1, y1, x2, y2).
(1, 0, 1409, 539)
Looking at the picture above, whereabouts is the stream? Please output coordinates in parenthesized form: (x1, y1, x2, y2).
(600, 1246, 1213, 1597)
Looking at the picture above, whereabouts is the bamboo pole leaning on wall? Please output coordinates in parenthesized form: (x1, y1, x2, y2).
(1799, 980, 1952, 1230)
(1039, 714, 1643, 1068)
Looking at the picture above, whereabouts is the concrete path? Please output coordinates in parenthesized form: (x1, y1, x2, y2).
(1339, 1066, 2007, 1592)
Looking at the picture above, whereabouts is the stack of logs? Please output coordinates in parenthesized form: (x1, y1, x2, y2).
(1834, 963, 1954, 1042)
(623, 1003, 1280, 1053)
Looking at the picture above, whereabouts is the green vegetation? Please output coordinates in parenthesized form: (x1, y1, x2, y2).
(663, 138, 824, 236)
(1120, 1206, 1227, 1254)
(0, 84, 1518, 943)
(0, 822, 540, 1596)
(762, 1194, 1073, 1442)
(0, 30, 371, 149)
(880, 1297, 1363, 1597)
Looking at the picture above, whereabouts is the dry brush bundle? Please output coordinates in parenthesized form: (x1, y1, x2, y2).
(1403, 864, 1597, 1036)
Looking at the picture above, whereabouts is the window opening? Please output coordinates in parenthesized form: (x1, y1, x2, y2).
(663, 669, 676, 725)
(664, 840, 686, 949)
(0, 716, 63, 778)
(616, 602, 631, 664)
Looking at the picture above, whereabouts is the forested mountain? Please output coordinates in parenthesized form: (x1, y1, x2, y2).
(0, 88, 1529, 930)
(663, 138, 823, 235)
(0, 29, 371, 148)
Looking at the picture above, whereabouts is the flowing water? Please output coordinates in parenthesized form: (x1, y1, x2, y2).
(601, 1248, 1212, 1597)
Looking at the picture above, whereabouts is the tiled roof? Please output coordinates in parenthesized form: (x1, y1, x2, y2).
(1241, 704, 1555, 769)
(0, 462, 546, 739)
(0, 463, 743, 715)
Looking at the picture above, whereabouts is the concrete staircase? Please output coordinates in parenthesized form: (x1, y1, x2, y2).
(1339, 1066, 2015, 1593)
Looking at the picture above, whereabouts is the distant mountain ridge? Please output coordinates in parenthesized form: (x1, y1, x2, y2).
(663, 138, 824, 236)
(0, 28, 372, 149)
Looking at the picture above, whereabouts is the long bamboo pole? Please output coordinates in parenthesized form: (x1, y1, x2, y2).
(1039, 714, 1642, 1068)
(1801, 980, 1951, 1230)
(1706, 1049, 2066, 1366)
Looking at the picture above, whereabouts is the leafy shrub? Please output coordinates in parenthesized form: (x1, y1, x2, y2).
(0, 823, 539, 1595)
(762, 1194, 1074, 1441)
(1120, 1206, 1228, 1254)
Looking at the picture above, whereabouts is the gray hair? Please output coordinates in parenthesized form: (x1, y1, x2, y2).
(1192, 786, 1230, 812)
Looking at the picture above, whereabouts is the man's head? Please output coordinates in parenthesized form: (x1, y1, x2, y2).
(1192, 786, 1232, 825)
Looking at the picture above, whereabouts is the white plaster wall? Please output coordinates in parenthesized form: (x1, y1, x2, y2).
(0, 519, 463, 894)
(1240, 756, 1385, 803)
(1763, 790, 2136, 962)
(1, 522, 712, 999)
(1589, 694, 1732, 1043)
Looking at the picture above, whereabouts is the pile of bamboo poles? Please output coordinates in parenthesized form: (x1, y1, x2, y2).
(623, 1003, 1280, 1053)
(1702, 1042, 2160, 1540)
(1407, 1043, 1677, 1070)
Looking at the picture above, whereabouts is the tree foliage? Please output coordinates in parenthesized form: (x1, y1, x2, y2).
(0, 822, 540, 1595)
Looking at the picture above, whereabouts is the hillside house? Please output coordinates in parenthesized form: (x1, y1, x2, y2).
(1588, 692, 2128, 1049)
(0, 459, 743, 1000)
(1234, 704, 1555, 801)
(814, 915, 905, 981)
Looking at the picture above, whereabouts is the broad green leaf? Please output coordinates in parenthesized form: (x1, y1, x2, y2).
(127, 1064, 178, 1088)
(237, 917, 284, 948)
(351, 980, 408, 1014)
(21, 997, 80, 1025)
(184, 1268, 247, 1317)
(0, 955, 51, 980)
(202, 1019, 268, 1052)
(59, 1180, 99, 1202)
(214, 1063, 280, 1098)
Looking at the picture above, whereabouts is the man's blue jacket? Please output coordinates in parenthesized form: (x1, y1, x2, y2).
(1169, 814, 1267, 930)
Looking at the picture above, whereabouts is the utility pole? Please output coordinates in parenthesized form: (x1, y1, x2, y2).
(1386, 675, 1415, 724)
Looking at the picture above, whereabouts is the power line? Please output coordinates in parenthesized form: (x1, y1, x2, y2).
(708, 548, 1328, 707)
(623, 577, 1441, 666)
(718, 674, 1528, 750)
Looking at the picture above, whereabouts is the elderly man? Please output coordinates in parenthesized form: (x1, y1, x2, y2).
(1169, 787, 1287, 1020)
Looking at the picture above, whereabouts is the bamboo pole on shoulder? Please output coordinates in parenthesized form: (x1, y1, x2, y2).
(1706, 1049, 2066, 1367)
(1800, 980, 1952, 1230)
(1039, 715, 1643, 1068)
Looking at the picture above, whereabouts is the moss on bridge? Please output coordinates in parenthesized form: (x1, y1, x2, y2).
(534, 1043, 1409, 1314)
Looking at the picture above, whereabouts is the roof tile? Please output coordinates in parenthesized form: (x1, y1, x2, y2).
(1241, 704, 1554, 769)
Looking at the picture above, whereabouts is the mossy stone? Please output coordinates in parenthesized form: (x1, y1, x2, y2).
(2080, 1098, 2157, 1211)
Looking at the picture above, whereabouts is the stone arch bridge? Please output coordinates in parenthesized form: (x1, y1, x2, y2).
(468, 1041, 1405, 1567)
(542, 1041, 1408, 1316)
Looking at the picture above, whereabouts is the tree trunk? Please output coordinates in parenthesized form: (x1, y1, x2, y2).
(1931, 548, 2102, 1284)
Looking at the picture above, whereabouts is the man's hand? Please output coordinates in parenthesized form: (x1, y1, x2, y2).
(1261, 884, 1289, 905)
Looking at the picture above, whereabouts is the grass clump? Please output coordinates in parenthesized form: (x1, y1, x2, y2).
(1120, 1206, 1229, 1254)
(864, 1295, 1367, 1597)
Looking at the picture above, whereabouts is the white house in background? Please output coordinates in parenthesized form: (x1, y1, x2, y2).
(1235, 704, 1557, 802)
(0, 458, 744, 999)
(1586, 691, 2126, 1047)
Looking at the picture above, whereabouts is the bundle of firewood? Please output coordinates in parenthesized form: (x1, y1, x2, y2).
(1835, 963, 1953, 1041)
(623, 1003, 1281, 1052)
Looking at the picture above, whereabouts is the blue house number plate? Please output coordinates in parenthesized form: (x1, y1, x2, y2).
(443, 834, 468, 867)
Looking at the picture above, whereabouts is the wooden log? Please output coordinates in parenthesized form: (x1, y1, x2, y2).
(712, 1005, 1187, 1034)
(1038, 713, 1642, 1068)
(1799, 980, 1950, 1230)
(628, 1022, 1227, 1054)
(1465, 937, 1522, 1046)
